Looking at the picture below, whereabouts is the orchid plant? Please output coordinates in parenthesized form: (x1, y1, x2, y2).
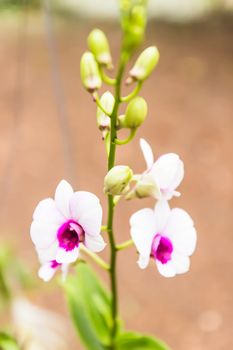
(30, 1, 197, 349)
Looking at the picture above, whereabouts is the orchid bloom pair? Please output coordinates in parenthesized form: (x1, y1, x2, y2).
(130, 139, 197, 277)
(30, 139, 196, 281)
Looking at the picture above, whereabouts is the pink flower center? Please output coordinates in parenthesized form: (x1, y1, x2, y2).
(57, 220, 84, 251)
(151, 234, 173, 264)
(50, 260, 61, 269)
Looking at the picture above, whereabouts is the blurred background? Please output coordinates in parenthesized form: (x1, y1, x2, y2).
(0, 0, 233, 349)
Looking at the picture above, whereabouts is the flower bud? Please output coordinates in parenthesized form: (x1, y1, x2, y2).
(117, 114, 126, 129)
(121, 3, 147, 52)
(80, 52, 102, 92)
(87, 29, 112, 68)
(126, 173, 161, 200)
(104, 165, 133, 196)
(124, 97, 147, 129)
(128, 46, 160, 82)
(97, 91, 115, 135)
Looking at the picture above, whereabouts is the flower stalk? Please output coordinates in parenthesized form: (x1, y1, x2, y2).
(107, 51, 129, 344)
(116, 239, 134, 251)
(114, 128, 136, 145)
(120, 81, 142, 102)
(79, 244, 110, 271)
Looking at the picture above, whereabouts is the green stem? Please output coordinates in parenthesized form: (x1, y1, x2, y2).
(120, 81, 142, 102)
(100, 66, 116, 85)
(116, 239, 134, 251)
(107, 51, 129, 346)
(114, 128, 136, 145)
(79, 244, 110, 271)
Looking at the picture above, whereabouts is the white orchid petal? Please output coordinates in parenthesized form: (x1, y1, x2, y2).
(56, 247, 79, 264)
(137, 255, 150, 269)
(69, 191, 102, 236)
(130, 208, 156, 259)
(37, 242, 58, 263)
(169, 160, 184, 190)
(151, 153, 184, 198)
(30, 221, 58, 249)
(33, 198, 65, 224)
(55, 180, 74, 218)
(38, 263, 57, 282)
(165, 208, 196, 256)
(172, 253, 190, 274)
(84, 234, 106, 253)
(140, 138, 154, 169)
(156, 260, 176, 278)
(154, 200, 171, 233)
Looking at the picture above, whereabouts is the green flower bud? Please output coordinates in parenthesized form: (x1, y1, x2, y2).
(104, 165, 133, 196)
(129, 46, 160, 82)
(117, 114, 126, 129)
(129, 5, 146, 47)
(124, 97, 147, 129)
(126, 174, 161, 200)
(80, 51, 102, 92)
(88, 29, 112, 68)
(121, 3, 147, 52)
(97, 91, 115, 134)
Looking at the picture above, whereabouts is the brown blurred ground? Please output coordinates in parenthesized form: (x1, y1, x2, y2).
(0, 12, 233, 350)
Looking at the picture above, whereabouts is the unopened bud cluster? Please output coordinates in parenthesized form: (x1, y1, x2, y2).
(80, 29, 112, 92)
(120, 1, 147, 52)
(88, 29, 112, 69)
(81, 22, 160, 199)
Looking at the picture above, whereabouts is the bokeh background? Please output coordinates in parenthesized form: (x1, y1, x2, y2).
(0, 0, 233, 349)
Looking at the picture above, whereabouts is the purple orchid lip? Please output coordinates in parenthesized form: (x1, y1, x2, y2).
(57, 220, 84, 252)
(50, 260, 61, 269)
(151, 233, 173, 264)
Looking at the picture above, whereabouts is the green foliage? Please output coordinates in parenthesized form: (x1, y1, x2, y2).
(64, 262, 113, 350)
(0, 246, 36, 310)
(0, 0, 39, 11)
(0, 332, 20, 350)
(0, 247, 12, 303)
(64, 263, 171, 349)
(115, 332, 171, 350)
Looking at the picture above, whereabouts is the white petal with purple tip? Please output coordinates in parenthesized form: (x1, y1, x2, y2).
(130, 208, 156, 266)
(37, 242, 58, 263)
(38, 262, 56, 282)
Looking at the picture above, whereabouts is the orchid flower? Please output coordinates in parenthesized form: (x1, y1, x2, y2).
(30, 180, 105, 280)
(127, 139, 184, 200)
(130, 200, 197, 277)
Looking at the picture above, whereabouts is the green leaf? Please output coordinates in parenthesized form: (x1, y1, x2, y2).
(115, 332, 171, 350)
(64, 262, 112, 350)
(0, 332, 20, 350)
